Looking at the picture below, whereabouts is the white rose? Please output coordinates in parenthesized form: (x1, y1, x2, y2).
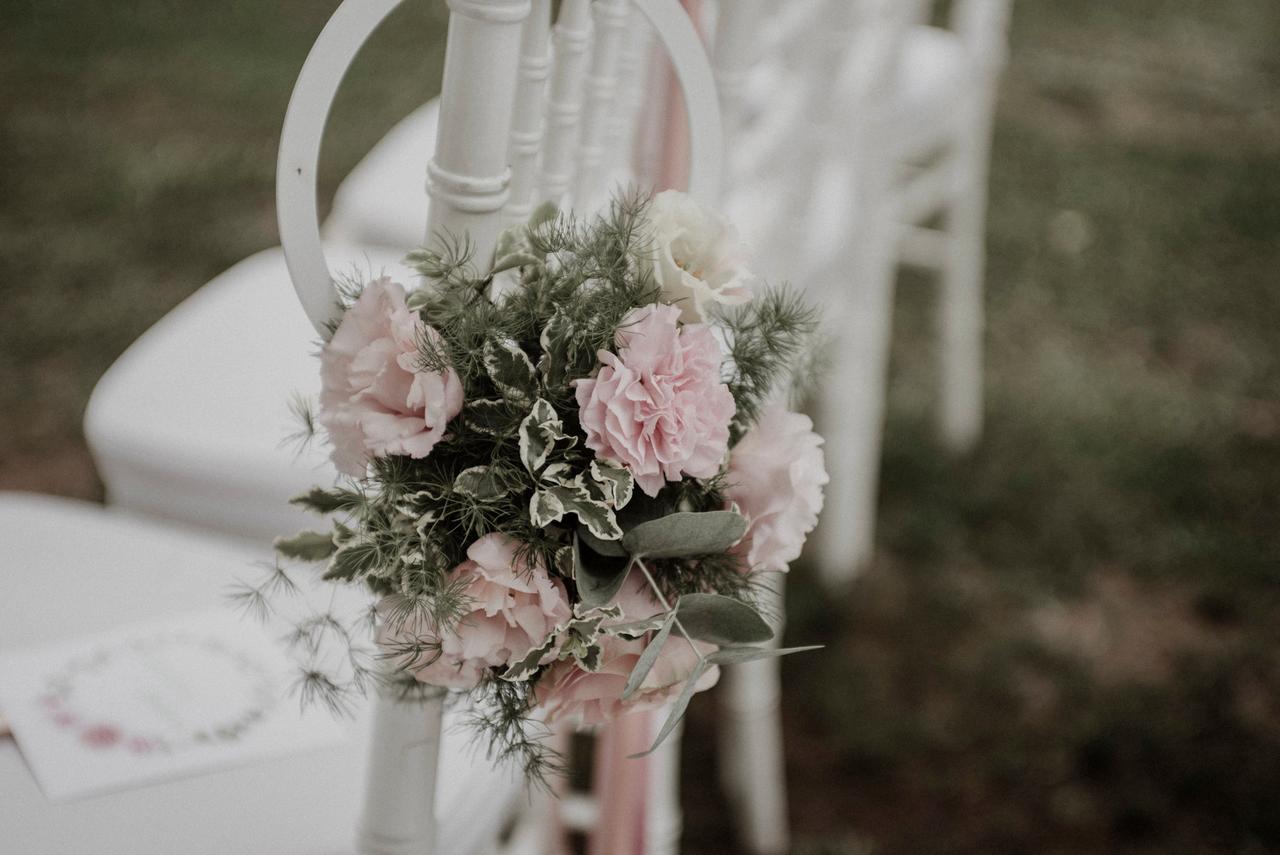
(644, 189, 753, 323)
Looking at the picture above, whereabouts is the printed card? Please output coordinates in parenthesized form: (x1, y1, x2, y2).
(0, 610, 346, 801)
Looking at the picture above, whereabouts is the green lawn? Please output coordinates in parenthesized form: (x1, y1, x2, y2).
(3, 1, 1279, 852)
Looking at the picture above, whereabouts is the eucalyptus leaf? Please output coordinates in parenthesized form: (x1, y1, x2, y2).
(273, 530, 336, 561)
(621, 511, 748, 559)
(615, 491, 674, 531)
(579, 527, 627, 557)
(575, 535, 632, 609)
(629, 659, 713, 758)
(675, 594, 774, 646)
(621, 613, 676, 700)
(704, 645, 824, 666)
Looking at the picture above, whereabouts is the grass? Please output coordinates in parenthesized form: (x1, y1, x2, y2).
(2, 0, 1279, 852)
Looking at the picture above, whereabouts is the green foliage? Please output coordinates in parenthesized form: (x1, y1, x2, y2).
(675, 593, 774, 646)
(273, 530, 336, 561)
(714, 285, 822, 435)
(622, 510, 749, 559)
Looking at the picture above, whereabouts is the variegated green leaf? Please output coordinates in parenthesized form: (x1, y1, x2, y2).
(606, 613, 670, 639)
(501, 633, 558, 682)
(590, 459, 634, 509)
(538, 308, 575, 387)
(483, 336, 536, 403)
(540, 462, 575, 486)
(519, 398, 568, 474)
(529, 489, 566, 528)
(322, 539, 383, 582)
(550, 483, 622, 542)
(464, 398, 519, 436)
(453, 466, 509, 502)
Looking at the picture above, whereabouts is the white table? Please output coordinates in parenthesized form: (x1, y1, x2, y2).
(0, 493, 520, 855)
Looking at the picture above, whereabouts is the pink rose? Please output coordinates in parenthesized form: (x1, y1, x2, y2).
(575, 304, 735, 497)
(376, 534, 570, 690)
(724, 408, 828, 572)
(534, 570, 719, 726)
(319, 278, 463, 477)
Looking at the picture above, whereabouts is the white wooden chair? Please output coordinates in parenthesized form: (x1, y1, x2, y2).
(88, 0, 722, 852)
(798, 0, 1011, 587)
(324, 3, 663, 253)
(704, 4, 1011, 854)
(707, 0, 1011, 586)
(0, 492, 524, 855)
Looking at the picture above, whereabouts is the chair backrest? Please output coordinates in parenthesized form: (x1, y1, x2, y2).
(278, 0, 723, 336)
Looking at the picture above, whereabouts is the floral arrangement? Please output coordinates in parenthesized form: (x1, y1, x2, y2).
(242, 191, 827, 781)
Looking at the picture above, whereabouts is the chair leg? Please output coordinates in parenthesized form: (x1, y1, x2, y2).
(718, 579, 789, 855)
(938, 93, 996, 453)
(646, 720, 684, 855)
(811, 201, 900, 587)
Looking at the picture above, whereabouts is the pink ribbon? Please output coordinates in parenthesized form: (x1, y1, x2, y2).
(587, 4, 705, 854)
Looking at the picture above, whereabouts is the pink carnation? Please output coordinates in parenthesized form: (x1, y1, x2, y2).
(575, 304, 735, 497)
(375, 534, 570, 691)
(724, 408, 828, 572)
(319, 278, 463, 477)
(534, 570, 718, 726)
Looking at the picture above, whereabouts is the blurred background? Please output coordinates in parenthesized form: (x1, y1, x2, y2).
(2, 0, 1278, 852)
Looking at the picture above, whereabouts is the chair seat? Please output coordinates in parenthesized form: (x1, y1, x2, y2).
(85, 244, 412, 545)
(0, 492, 521, 855)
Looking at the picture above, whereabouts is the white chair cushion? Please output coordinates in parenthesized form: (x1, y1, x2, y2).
(85, 244, 412, 545)
(0, 492, 521, 855)
(323, 99, 441, 252)
(871, 25, 975, 146)
(725, 25, 974, 288)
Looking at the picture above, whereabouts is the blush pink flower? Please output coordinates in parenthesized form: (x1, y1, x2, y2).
(534, 570, 719, 727)
(376, 534, 570, 691)
(575, 304, 735, 497)
(724, 408, 828, 572)
(319, 277, 463, 477)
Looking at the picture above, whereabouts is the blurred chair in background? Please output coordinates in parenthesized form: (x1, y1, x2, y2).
(756, 0, 1013, 588)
